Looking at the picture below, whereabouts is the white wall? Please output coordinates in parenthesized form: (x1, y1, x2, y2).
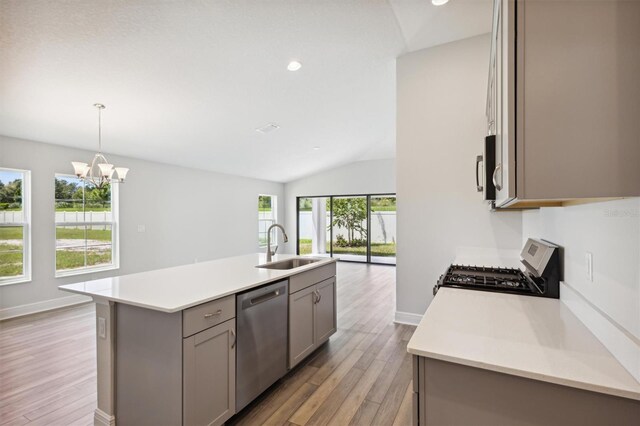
(282, 159, 396, 254)
(0, 135, 283, 317)
(395, 34, 523, 319)
(522, 199, 640, 380)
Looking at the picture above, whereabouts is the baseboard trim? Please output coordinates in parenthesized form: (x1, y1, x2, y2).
(394, 311, 423, 326)
(0, 294, 92, 321)
(94, 408, 116, 426)
(561, 282, 640, 382)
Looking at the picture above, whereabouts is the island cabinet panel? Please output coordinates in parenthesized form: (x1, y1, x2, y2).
(288, 276, 337, 369)
(289, 262, 336, 294)
(413, 357, 640, 426)
(289, 285, 317, 368)
(183, 319, 236, 426)
(115, 304, 183, 426)
(183, 294, 235, 337)
(315, 277, 337, 344)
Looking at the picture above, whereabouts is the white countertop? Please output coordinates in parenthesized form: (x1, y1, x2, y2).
(59, 253, 335, 313)
(407, 287, 640, 401)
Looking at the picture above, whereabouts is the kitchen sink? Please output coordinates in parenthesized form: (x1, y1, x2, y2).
(256, 257, 322, 270)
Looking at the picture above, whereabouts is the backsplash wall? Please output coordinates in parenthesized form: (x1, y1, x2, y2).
(522, 198, 640, 380)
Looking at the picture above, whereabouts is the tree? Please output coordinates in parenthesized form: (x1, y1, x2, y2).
(0, 178, 22, 206)
(331, 198, 367, 245)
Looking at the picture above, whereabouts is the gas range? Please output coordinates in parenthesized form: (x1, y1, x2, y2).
(434, 239, 561, 299)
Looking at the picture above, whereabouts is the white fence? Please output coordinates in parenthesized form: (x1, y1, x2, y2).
(0, 211, 24, 224)
(55, 211, 113, 230)
(299, 211, 396, 244)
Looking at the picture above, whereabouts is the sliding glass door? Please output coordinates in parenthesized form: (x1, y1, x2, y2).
(297, 197, 331, 257)
(296, 194, 396, 265)
(369, 195, 396, 264)
(331, 196, 368, 262)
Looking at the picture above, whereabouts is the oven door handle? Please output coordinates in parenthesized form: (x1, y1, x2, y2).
(476, 155, 484, 192)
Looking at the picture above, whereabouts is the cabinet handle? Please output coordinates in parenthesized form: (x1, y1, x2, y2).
(313, 290, 319, 304)
(204, 309, 222, 319)
(230, 328, 236, 349)
(492, 163, 503, 191)
(317, 291, 322, 304)
(476, 155, 484, 192)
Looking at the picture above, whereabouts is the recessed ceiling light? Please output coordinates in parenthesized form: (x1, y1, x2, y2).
(287, 60, 302, 71)
(313, 146, 320, 151)
(255, 123, 280, 134)
(432, 0, 449, 5)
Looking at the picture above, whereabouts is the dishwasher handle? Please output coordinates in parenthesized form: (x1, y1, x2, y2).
(240, 283, 287, 310)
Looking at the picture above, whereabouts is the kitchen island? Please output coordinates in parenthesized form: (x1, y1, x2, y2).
(407, 287, 640, 425)
(59, 253, 337, 426)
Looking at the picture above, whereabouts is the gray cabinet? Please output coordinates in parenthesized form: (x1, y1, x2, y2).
(412, 356, 640, 425)
(183, 319, 236, 426)
(289, 276, 337, 369)
(315, 277, 337, 343)
(487, 0, 640, 209)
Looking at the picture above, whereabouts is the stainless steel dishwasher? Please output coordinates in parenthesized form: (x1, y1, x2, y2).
(236, 279, 288, 412)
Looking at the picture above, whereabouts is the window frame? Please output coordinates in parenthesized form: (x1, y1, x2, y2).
(54, 173, 120, 278)
(258, 194, 277, 248)
(0, 168, 31, 286)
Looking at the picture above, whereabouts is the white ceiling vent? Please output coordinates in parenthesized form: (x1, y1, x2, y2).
(255, 123, 280, 134)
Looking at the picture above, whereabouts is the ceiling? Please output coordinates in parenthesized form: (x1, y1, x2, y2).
(0, 0, 492, 182)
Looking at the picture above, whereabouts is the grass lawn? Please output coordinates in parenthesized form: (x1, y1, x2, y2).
(56, 227, 112, 241)
(0, 246, 23, 277)
(298, 239, 396, 258)
(370, 206, 397, 212)
(0, 227, 23, 239)
(56, 249, 112, 271)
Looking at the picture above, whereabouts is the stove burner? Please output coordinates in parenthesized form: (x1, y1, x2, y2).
(436, 264, 542, 296)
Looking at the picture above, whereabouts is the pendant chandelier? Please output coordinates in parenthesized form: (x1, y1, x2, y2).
(71, 103, 129, 188)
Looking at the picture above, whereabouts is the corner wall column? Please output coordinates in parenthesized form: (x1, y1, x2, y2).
(94, 299, 116, 426)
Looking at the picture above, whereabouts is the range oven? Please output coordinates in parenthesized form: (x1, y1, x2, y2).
(434, 239, 561, 299)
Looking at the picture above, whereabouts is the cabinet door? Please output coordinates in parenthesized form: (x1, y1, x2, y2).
(289, 285, 316, 369)
(183, 319, 236, 426)
(315, 277, 337, 344)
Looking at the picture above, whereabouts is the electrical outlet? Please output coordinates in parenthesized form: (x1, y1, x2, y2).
(586, 252, 593, 282)
(98, 317, 107, 339)
(137, 224, 146, 233)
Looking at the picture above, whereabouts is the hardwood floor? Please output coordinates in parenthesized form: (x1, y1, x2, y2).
(0, 303, 96, 426)
(0, 262, 414, 426)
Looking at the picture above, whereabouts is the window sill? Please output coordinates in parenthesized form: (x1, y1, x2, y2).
(55, 264, 119, 279)
(0, 276, 32, 287)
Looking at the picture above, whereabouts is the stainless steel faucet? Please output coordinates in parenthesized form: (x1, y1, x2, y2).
(266, 224, 288, 262)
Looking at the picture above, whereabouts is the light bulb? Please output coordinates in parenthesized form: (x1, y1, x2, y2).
(287, 60, 302, 71)
(432, 0, 449, 5)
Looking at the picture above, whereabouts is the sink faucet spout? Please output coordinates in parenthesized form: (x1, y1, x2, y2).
(266, 224, 288, 262)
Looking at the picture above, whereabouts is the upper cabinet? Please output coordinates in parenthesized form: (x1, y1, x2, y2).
(485, 0, 640, 209)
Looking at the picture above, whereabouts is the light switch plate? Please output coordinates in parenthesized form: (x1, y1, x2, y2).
(137, 224, 146, 233)
(98, 317, 107, 339)
(586, 252, 593, 282)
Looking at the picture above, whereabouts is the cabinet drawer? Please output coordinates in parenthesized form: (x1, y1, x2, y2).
(289, 262, 336, 294)
(183, 295, 235, 337)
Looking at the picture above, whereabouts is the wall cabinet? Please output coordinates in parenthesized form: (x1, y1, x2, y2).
(289, 276, 337, 369)
(485, 0, 640, 209)
(183, 319, 236, 426)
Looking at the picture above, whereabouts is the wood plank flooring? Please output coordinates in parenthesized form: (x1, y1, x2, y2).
(0, 262, 414, 426)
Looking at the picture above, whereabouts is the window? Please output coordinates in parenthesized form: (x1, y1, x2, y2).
(297, 194, 396, 265)
(258, 195, 277, 247)
(55, 175, 118, 276)
(0, 168, 31, 285)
